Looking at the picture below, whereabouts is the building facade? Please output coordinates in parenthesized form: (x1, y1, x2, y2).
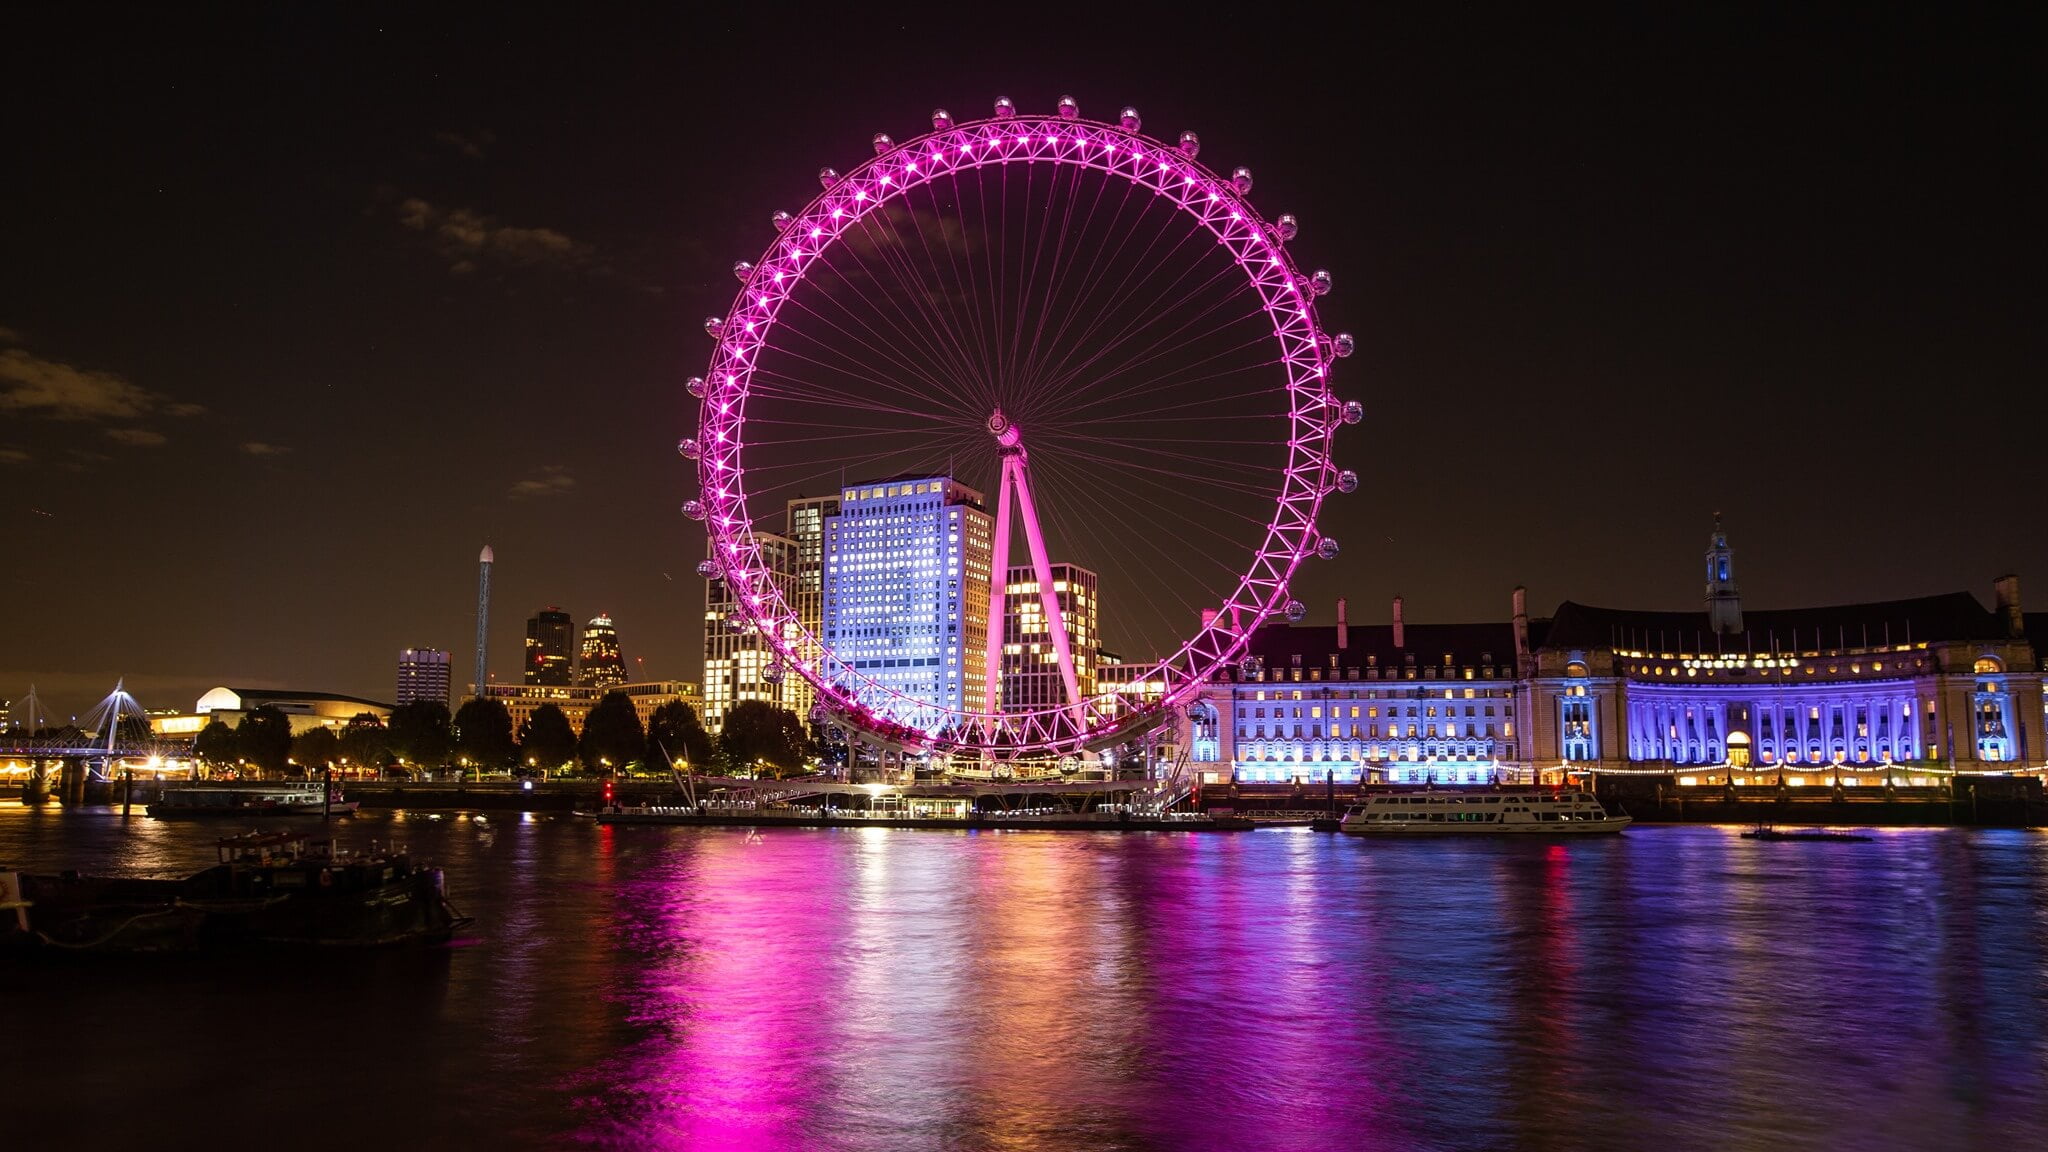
(482, 680, 703, 740)
(525, 608, 576, 686)
(1191, 524, 2048, 786)
(578, 613, 626, 689)
(396, 647, 451, 708)
(153, 687, 395, 739)
(703, 532, 802, 733)
(1001, 562, 1099, 713)
(821, 475, 993, 730)
(1199, 597, 1521, 785)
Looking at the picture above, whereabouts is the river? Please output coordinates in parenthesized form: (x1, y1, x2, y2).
(3, 805, 2045, 1150)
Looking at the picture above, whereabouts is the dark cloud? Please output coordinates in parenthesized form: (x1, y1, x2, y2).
(508, 464, 577, 499)
(0, 345, 205, 423)
(104, 427, 167, 446)
(396, 197, 588, 274)
(434, 128, 495, 160)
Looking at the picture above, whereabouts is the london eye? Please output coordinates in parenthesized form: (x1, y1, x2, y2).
(683, 96, 1361, 762)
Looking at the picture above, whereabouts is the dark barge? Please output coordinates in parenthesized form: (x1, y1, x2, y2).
(2, 832, 470, 956)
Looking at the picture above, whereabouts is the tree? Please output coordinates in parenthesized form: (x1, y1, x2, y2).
(644, 700, 715, 771)
(236, 706, 293, 775)
(453, 697, 517, 770)
(578, 690, 644, 774)
(387, 700, 453, 768)
(193, 718, 239, 766)
(518, 703, 578, 772)
(290, 726, 341, 774)
(338, 715, 390, 774)
(717, 700, 810, 777)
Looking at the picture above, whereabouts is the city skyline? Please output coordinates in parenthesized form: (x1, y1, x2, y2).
(5, 9, 2041, 720)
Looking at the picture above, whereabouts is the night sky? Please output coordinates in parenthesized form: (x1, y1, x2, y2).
(4, 7, 2039, 720)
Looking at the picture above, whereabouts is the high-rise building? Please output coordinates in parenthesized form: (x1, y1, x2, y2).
(579, 613, 626, 688)
(783, 494, 840, 724)
(525, 608, 575, 686)
(1001, 563, 1099, 713)
(703, 533, 802, 732)
(472, 545, 494, 700)
(821, 475, 993, 727)
(396, 648, 452, 708)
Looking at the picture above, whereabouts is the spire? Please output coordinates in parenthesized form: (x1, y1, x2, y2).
(1705, 514, 1742, 635)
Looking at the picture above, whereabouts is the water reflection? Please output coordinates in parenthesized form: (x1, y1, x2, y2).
(4, 806, 2047, 1151)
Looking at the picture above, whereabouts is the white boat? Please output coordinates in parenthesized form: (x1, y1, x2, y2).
(1338, 789, 1631, 835)
(147, 782, 359, 819)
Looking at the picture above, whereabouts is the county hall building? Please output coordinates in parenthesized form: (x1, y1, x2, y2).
(1194, 521, 2046, 785)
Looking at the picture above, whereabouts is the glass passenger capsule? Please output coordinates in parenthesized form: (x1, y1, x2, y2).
(1057, 95, 1079, 120)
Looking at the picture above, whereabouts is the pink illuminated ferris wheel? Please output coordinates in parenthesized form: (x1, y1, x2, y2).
(682, 96, 1361, 761)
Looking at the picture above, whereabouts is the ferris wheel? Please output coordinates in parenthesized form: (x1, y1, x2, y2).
(682, 96, 1360, 761)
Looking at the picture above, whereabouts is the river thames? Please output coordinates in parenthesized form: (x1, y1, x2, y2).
(4, 806, 2046, 1151)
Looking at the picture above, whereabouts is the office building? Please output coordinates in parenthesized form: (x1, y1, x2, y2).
(525, 607, 575, 686)
(396, 647, 452, 708)
(703, 532, 802, 733)
(1001, 562, 1099, 713)
(579, 613, 626, 689)
(484, 680, 702, 739)
(821, 475, 992, 731)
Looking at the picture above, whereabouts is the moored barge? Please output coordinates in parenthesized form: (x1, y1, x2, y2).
(2, 832, 469, 956)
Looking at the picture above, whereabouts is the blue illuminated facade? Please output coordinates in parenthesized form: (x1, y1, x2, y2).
(1197, 598, 1522, 785)
(820, 476, 993, 726)
(1195, 525, 2047, 784)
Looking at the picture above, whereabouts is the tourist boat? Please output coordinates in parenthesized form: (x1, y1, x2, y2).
(2, 832, 470, 955)
(1338, 789, 1632, 835)
(146, 781, 358, 819)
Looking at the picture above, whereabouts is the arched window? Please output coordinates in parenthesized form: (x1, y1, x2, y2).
(1565, 661, 1588, 678)
(1973, 656, 2004, 674)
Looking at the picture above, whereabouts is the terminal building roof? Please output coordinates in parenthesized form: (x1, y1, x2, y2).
(1538, 592, 2006, 653)
(1240, 620, 1519, 669)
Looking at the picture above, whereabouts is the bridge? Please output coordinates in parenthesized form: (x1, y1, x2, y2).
(3, 682, 186, 804)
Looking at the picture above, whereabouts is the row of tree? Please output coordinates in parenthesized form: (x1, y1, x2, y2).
(189, 692, 814, 777)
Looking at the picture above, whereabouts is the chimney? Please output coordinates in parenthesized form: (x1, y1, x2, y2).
(1994, 574, 2023, 638)
(1512, 586, 1530, 660)
(1336, 597, 1349, 650)
(1392, 595, 1405, 650)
